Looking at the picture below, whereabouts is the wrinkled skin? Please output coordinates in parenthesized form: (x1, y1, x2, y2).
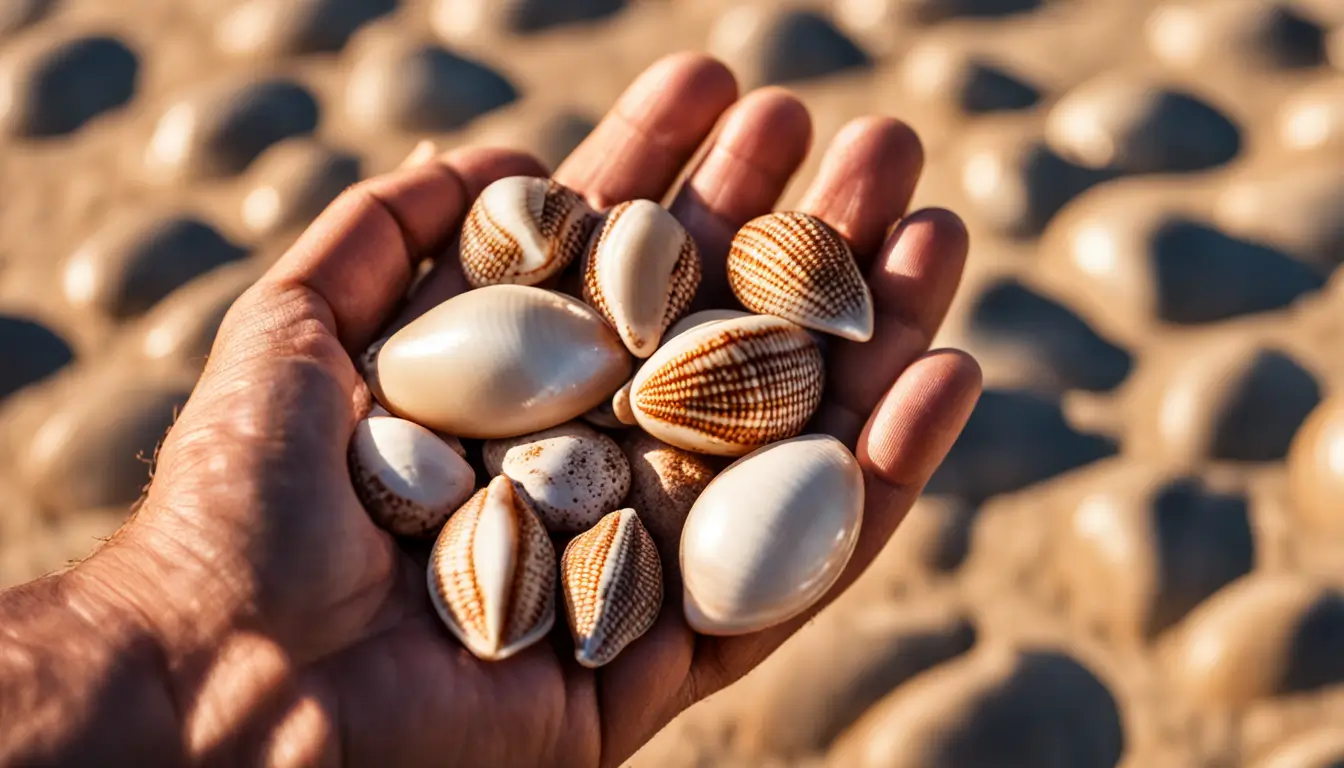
(46, 53, 980, 766)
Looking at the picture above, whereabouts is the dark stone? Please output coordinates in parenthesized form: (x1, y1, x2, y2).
(346, 44, 518, 132)
(218, 0, 398, 58)
(1210, 350, 1320, 462)
(958, 63, 1039, 113)
(904, 0, 1041, 24)
(1, 35, 138, 137)
(0, 315, 72, 398)
(502, 0, 625, 33)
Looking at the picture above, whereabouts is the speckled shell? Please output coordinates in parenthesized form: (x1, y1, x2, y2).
(482, 421, 631, 532)
(460, 176, 596, 288)
(727, 212, 874, 342)
(628, 314, 825, 456)
(348, 416, 477, 538)
(681, 434, 864, 636)
(428, 475, 557, 661)
(583, 199, 702, 357)
(561, 508, 664, 668)
(369, 284, 633, 439)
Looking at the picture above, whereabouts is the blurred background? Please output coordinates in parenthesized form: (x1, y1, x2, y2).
(1, 0, 1343, 765)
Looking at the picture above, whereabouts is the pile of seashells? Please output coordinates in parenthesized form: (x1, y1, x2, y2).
(353, 176, 875, 667)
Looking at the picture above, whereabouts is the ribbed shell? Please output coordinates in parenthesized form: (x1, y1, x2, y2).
(583, 200, 702, 357)
(630, 314, 825, 456)
(727, 212, 875, 342)
(428, 475, 557, 661)
(460, 176, 595, 288)
(561, 508, 663, 668)
(349, 416, 477, 538)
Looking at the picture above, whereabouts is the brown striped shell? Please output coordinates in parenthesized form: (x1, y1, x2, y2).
(583, 200, 702, 357)
(628, 314, 825, 456)
(428, 475, 557, 661)
(349, 416, 477, 538)
(460, 176, 596, 288)
(727, 212, 875, 342)
(561, 508, 664, 668)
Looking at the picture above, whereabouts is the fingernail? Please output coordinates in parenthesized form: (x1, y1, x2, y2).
(400, 140, 439, 169)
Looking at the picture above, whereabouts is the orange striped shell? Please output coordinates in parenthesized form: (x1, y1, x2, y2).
(629, 314, 825, 456)
(727, 212, 875, 342)
(460, 176, 595, 288)
(561, 508, 663, 668)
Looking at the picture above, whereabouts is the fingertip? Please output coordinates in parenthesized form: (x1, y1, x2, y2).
(894, 207, 968, 255)
(835, 116, 925, 180)
(637, 51, 740, 107)
(725, 87, 814, 173)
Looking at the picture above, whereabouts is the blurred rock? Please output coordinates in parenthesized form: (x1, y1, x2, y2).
(958, 126, 1111, 238)
(737, 603, 977, 758)
(708, 6, 870, 88)
(965, 279, 1132, 393)
(1060, 471, 1255, 642)
(533, 111, 595, 169)
(0, 314, 72, 399)
(216, 0, 396, 59)
(1287, 395, 1344, 535)
(345, 41, 518, 132)
(828, 646, 1124, 768)
(835, 0, 1039, 29)
(619, 430, 717, 578)
(884, 495, 976, 576)
(431, 0, 624, 41)
(1146, 0, 1325, 72)
(0, 34, 138, 137)
(1045, 74, 1239, 174)
(1253, 729, 1344, 768)
(925, 389, 1118, 503)
(1162, 575, 1344, 707)
(1147, 343, 1321, 465)
(62, 213, 248, 320)
(0, 0, 53, 39)
(133, 260, 260, 371)
(1216, 166, 1344, 268)
(1277, 76, 1344, 155)
(900, 41, 1039, 115)
(20, 373, 192, 511)
(240, 138, 361, 236)
(143, 78, 320, 183)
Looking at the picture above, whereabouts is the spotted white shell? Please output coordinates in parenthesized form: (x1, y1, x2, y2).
(348, 416, 477, 537)
(428, 475, 557, 661)
(583, 199, 702, 357)
(727, 212, 874, 342)
(681, 434, 864, 635)
(460, 176, 596, 288)
(561, 508, 663, 668)
(628, 313, 825, 456)
(483, 421, 631, 533)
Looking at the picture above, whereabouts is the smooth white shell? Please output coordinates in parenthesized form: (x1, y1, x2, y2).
(348, 416, 477, 537)
(369, 284, 632, 439)
(483, 422, 631, 533)
(681, 434, 864, 635)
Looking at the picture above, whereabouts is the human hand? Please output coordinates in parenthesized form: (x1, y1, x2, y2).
(2, 52, 980, 766)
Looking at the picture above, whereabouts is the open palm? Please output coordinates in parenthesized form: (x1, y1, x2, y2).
(80, 53, 980, 766)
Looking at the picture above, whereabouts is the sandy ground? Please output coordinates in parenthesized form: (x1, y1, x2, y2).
(2, 0, 1344, 765)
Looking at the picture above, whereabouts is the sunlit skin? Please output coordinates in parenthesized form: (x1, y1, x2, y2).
(0, 53, 980, 766)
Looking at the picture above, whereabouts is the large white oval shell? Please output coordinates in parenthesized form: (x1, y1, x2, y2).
(629, 313, 825, 456)
(681, 434, 863, 635)
(370, 284, 632, 439)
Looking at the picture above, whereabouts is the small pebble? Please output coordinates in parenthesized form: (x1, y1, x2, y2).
(900, 40, 1039, 115)
(431, 0, 625, 41)
(708, 6, 870, 88)
(828, 646, 1124, 768)
(736, 603, 976, 757)
(533, 111, 595, 170)
(240, 138, 361, 236)
(216, 0, 396, 59)
(0, 34, 138, 137)
(958, 125, 1112, 237)
(965, 278, 1132, 393)
(345, 41, 518, 133)
(618, 430, 717, 578)
(1253, 729, 1344, 768)
(1146, 0, 1325, 72)
(1060, 471, 1254, 642)
(883, 495, 977, 576)
(925, 389, 1118, 502)
(0, 0, 53, 39)
(1162, 575, 1344, 706)
(133, 260, 260, 370)
(1216, 166, 1344, 268)
(836, 0, 1040, 29)
(21, 374, 192, 511)
(1147, 343, 1321, 465)
(1276, 76, 1344, 155)
(63, 213, 248, 320)
(1287, 395, 1344, 535)
(1045, 74, 1240, 173)
(0, 314, 71, 399)
(483, 421, 630, 533)
(143, 78, 320, 183)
